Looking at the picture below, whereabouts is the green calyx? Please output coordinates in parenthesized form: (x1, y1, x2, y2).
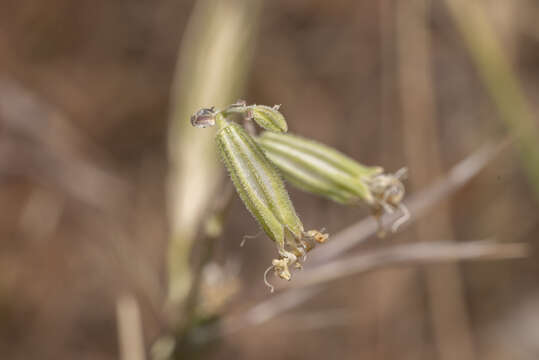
(257, 131, 375, 204)
(256, 131, 409, 234)
(191, 103, 328, 289)
(216, 120, 303, 243)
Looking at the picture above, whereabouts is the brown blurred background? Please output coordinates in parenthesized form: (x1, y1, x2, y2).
(0, 0, 539, 359)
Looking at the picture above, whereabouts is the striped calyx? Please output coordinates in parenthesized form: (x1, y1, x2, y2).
(190, 106, 328, 289)
(257, 131, 409, 234)
(216, 119, 303, 245)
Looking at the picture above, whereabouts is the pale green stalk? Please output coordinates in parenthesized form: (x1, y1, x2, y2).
(445, 0, 539, 200)
(167, 0, 261, 307)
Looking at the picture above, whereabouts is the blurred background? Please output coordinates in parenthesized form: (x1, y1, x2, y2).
(1, 0, 539, 359)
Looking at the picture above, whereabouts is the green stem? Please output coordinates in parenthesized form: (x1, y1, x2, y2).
(445, 0, 539, 200)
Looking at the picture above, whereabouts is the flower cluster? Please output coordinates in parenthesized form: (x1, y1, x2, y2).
(191, 101, 407, 291)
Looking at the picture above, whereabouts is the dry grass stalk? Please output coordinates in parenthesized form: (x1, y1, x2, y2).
(396, 1, 475, 359)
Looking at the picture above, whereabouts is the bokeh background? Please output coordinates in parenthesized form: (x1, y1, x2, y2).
(1, 0, 539, 359)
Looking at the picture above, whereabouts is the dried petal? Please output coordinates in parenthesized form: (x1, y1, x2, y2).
(190, 107, 216, 128)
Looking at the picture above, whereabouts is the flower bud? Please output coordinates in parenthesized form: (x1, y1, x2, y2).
(247, 104, 288, 133)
